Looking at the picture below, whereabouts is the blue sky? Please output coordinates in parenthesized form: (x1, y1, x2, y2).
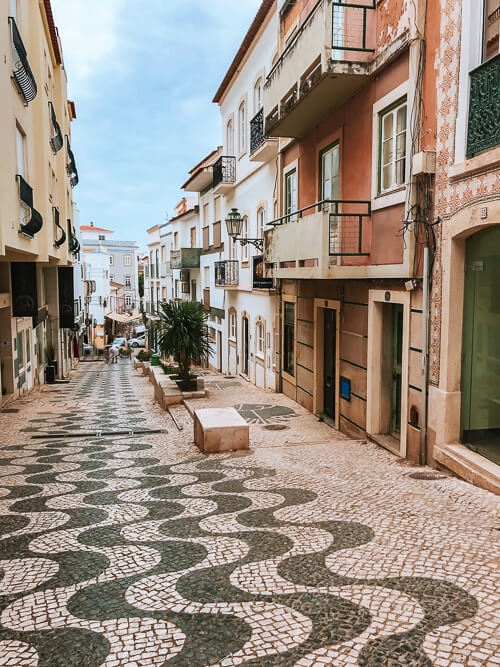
(51, 0, 260, 249)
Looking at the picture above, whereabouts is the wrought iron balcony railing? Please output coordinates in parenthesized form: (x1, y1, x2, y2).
(49, 102, 63, 154)
(53, 207, 66, 248)
(212, 156, 236, 189)
(65, 135, 79, 187)
(17, 175, 43, 238)
(67, 220, 80, 256)
(9, 17, 37, 105)
(215, 260, 239, 287)
(267, 199, 370, 256)
(467, 53, 500, 157)
(250, 109, 269, 154)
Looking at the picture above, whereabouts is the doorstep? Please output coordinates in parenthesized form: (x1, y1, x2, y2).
(434, 443, 500, 495)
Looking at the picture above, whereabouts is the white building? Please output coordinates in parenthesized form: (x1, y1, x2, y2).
(211, 2, 279, 388)
(82, 249, 110, 350)
(80, 223, 140, 314)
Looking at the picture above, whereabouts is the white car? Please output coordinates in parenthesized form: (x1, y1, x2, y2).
(128, 335, 146, 348)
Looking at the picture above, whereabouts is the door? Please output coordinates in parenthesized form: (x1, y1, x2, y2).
(243, 318, 249, 376)
(25, 329, 33, 391)
(323, 309, 337, 420)
(461, 227, 500, 465)
(229, 344, 237, 376)
(391, 304, 404, 437)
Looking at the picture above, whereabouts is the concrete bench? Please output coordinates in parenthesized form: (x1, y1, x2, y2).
(194, 407, 249, 454)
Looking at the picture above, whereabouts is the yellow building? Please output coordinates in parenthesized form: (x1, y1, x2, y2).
(0, 0, 79, 403)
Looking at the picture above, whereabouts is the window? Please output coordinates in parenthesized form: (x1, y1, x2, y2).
(204, 266, 210, 289)
(239, 101, 247, 154)
(191, 280, 197, 301)
(256, 321, 265, 356)
(229, 312, 236, 340)
(254, 77, 263, 113)
(320, 143, 339, 202)
(123, 254, 132, 266)
(214, 197, 221, 222)
(99, 234, 105, 241)
(483, 0, 500, 61)
(203, 203, 210, 226)
(226, 118, 234, 155)
(285, 169, 297, 220)
(16, 124, 26, 178)
(173, 232, 178, 250)
(109, 255, 114, 266)
(241, 216, 249, 262)
(379, 99, 407, 193)
(110, 274, 114, 282)
(190, 226, 197, 248)
(257, 207, 266, 239)
(283, 301, 295, 377)
(125, 275, 131, 288)
(125, 295, 132, 308)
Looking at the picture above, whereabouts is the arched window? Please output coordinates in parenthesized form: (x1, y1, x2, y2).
(254, 78, 263, 114)
(257, 207, 266, 239)
(226, 118, 234, 155)
(241, 216, 248, 262)
(239, 102, 247, 154)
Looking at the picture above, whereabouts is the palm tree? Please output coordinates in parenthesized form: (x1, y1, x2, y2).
(155, 300, 213, 389)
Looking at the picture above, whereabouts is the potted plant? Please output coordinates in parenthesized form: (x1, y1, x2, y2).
(155, 300, 212, 392)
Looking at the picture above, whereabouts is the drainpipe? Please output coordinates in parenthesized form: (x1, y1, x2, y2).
(420, 246, 430, 465)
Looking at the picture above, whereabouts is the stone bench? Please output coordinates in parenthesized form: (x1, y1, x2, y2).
(194, 407, 249, 454)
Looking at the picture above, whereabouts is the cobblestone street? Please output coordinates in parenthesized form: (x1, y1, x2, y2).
(0, 360, 498, 666)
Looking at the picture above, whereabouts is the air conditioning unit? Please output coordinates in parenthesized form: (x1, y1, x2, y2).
(181, 282, 190, 294)
(180, 270, 190, 282)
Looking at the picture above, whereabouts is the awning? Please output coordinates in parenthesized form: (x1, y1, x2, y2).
(105, 312, 128, 323)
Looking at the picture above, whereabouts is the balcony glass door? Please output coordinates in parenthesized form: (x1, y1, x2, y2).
(461, 227, 500, 466)
(320, 143, 339, 202)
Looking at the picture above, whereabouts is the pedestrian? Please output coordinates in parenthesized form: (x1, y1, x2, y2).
(104, 345, 111, 365)
(109, 344, 119, 364)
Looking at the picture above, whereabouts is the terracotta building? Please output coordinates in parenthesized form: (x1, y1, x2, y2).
(262, 0, 439, 463)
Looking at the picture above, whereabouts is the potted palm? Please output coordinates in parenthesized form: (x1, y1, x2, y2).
(155, 300, 212, 391)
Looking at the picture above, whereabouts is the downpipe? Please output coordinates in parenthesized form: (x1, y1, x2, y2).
(420, 246, 430, 465)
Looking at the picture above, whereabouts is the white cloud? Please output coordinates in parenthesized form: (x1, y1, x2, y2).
(50, 0, 126, 95)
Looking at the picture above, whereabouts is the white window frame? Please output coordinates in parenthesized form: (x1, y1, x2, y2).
(371, 80, 409, 211)
(284, 167, 298, 220)
(16, 124, 26, 178)
(125, 275, 131, 288)
(238, 101, 247, 156)
(256, 321, 265, 357)
(125, 295, 132, 308)
(378, 98, 407, 195)
(257, 207, 266, 239)
(229, 312, 236, 340)
(109, 255, 114, 266)
(226, 117, 234, 155)
(254, 77, 263, 114)
(241, 216, 249, 262)
(123, 254, 132, 266)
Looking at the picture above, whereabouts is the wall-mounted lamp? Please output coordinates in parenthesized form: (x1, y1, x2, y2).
(225, 208, 263, 252)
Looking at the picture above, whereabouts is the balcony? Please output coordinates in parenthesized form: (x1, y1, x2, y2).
(467, 53, 500, 157)
(49, 102, 63, 154)
(170, 247, 202, 269)
(17, 175, 43, 239)
(250, 109, 277, 162)
(212, 156, 236, 194)
(66, 136, 79, 187)
(264, 199, 371, 279)
(9, 17, 37, 106)
(264, 0, 375, 138)
(53, 207, 66, 249)
(215, 260, 239, 288)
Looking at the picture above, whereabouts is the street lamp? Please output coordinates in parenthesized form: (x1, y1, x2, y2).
(225, 207, 263, 252)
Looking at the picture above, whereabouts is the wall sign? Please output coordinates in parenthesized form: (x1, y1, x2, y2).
(252, 256, 273, 289)
(340, 376, 351, 402)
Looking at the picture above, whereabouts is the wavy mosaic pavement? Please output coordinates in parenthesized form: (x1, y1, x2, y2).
(0, 363, 494, 666)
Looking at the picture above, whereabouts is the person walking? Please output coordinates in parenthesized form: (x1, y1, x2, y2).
(109, 344, 119, 364)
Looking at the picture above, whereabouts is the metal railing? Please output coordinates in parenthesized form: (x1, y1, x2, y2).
(49, 102, 63, 153)
(17, 175, 43, 238)
(267, 199, 371, 257)
(9, 17, 37, 105)
(250, 109, 271, 154)
(65, 136, 79, 187)
(212, 156, 236, 188)
(215, 260, 239, 287)
(53, 206, 66, 248)
(467, 53, 500, 157)
(332, 1, 375, 53)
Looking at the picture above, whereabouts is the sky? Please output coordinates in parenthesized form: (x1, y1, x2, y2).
(51, 0, 260, 250)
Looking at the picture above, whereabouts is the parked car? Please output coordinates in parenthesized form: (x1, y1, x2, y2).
(128, 335, 146, 348)
(112, 337, 127, 348)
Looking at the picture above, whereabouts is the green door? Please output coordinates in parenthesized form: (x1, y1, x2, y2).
(461, 227, 500, 465)
(391, 304, 404, 437)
